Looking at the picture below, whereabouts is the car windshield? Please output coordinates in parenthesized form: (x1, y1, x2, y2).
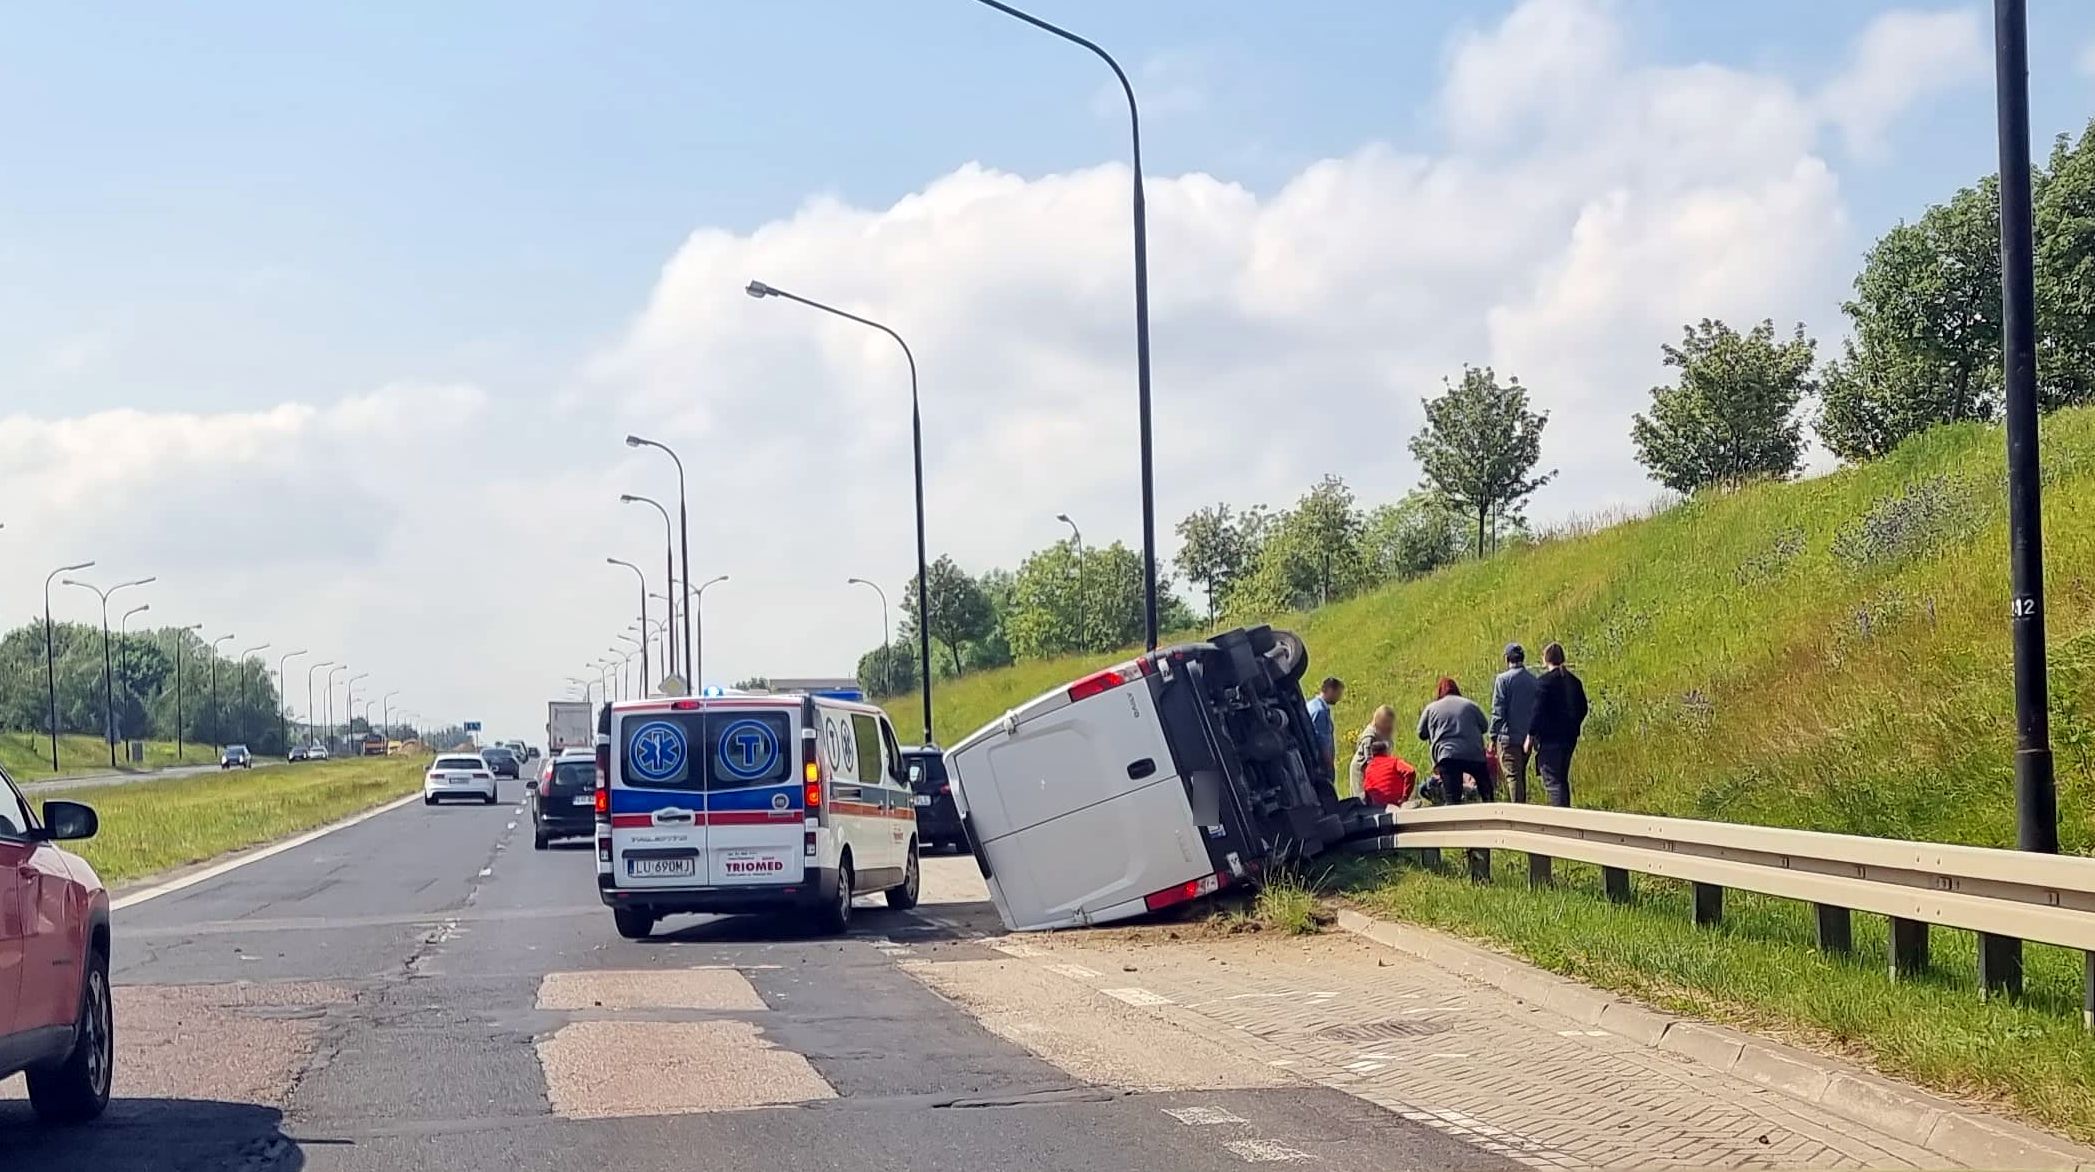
(434, 757, 483, 770)
(483, 747, 515, 759)
(226, 745, 248, 753)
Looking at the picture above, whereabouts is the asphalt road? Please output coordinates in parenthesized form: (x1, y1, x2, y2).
(1, 784, 1515, 1172)
(21, 759, 264, 796)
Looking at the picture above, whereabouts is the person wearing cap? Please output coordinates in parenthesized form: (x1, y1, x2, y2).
(1489, 643, 1540, 803)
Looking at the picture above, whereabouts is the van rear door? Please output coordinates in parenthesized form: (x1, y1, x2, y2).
(701, 705, 806, 887)
(609, 710, 706, 889)
(948, 672, 1212, 930)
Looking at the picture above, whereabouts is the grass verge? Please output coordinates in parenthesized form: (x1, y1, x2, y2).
(37, 756, 428, 886)
(1327, 851, 2095, 1145)
(2, 730, 226, 780)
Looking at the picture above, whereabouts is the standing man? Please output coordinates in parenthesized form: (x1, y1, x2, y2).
(1490, 643, 1539, 803)
(1304, 676, 1344, 797)
(1525, 642, 1588, 807)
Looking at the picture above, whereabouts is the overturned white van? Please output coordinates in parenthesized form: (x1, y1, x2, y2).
(943, 626, 1345, 932)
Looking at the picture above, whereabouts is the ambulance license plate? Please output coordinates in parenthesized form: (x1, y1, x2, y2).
(627, 857, 695, 878)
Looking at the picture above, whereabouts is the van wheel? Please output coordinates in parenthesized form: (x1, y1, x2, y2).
(29, 943, 113, 1123)
(612, 907, 655, 940)
(885, 843, 920, 910)
(813, 861, 853, 935)
(532, 828, 549, 850)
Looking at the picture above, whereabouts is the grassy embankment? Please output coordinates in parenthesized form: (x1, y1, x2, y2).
(39, 755, 428, 886)
(889, 409, 2095, 1141)
(1, 731, 226, 780)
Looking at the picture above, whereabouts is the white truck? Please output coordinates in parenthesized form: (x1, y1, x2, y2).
(943, 625, 1350, 932)
(546, 700, 594, 756)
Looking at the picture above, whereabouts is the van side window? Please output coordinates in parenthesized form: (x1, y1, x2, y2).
(850, 713, 883, 786)
(878, 718, 906, 783)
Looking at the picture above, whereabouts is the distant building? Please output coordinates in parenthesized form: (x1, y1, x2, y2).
(764, 677, 862, 696)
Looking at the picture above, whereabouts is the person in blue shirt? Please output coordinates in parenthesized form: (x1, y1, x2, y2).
(1303, 676, 1344, 796)
(1490, 643, 1540, 803)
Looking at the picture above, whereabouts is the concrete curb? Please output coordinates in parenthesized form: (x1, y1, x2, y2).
(1334, 908, 2095, 1171)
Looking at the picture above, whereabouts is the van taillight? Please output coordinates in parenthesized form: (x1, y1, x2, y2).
(595, 742, 610, 787)
(1143, 872, 1225, 913)
(1066, 656, 1153, 703)
(801, 731, 821, 796)
(594, 785, 608, 817)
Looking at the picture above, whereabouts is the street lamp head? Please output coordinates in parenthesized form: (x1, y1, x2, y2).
(619, 494, 637, 503)
(624, 434, 645, 448)
(60, 560, 94, 574)
(745, 280, 775, 299)
(847, 577, 867, 586)
(1056, 513, 1073, 524)
(123, 576, 157, 588)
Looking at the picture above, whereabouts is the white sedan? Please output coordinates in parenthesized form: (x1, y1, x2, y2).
(423, 754, 498, 805)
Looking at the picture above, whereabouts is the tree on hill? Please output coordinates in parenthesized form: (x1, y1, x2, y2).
(1631, 319, 1815, 493)
(901, 555, 993, 678)
(1007, 540, 1193, 658)
(1817, 179, 2001, 461)
(1409, 366, 1554, 558)
(1174, 504, 1258, 622)
(855, 642, 918, 697)
(1360, 491, 1465, 581)
(1224, 476, 1372, 618)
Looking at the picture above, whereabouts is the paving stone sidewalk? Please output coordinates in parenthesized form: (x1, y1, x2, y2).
(981, 926, 2081, 1171)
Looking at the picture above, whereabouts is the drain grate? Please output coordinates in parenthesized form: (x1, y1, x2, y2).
(1315, 1018, 1450, 1042)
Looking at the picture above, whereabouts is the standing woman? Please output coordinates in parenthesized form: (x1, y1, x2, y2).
(1418, 677, 1493, 804)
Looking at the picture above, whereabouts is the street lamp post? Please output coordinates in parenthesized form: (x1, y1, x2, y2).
(690, 575, 729, 696)
(42, 560, 95, 770)
(170, 623, 202, 759)
(346, 673, 369, 742)
(210, 635, 236, 750)
(745, 279, 933, 742)
(620, 494, 679, 682)
(277, 650, 307, 756)
(618, 633, 644, 698)
(237, 644, 270, 747)
(846, 578, 891, 696)
(565, 676, 595, 704)
(118, 604, 149, 745)
(607, 557, 652, 693)
(1057, 513, 1085, 650)
(62, 574, 156, 768)
(624, 439, 693, 686)
(326, 665, 348, 750)
(382, 691, 400, 743)
(968, 0, 1158, 650)
(305, 661, 335, 751)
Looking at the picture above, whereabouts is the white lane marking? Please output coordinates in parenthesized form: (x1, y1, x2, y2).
(1267, 1059, 1297, 1068)
(989, 941, 1048, 958)
(1352, 1052, 1395, 1061)
(507, 821, 517, 830)
(1045, 963, 1103, 980)
(1164, 1105, 1247, 1126)
(1426, 1053, 1473, 1060)
(1223, 1139, 1315, 1162)
(1101, 987, 1173, 1007)
(1343, 1060, 1387, 1073)
(113, 793, 422, 911)
(479, 868, 494, 877)
(1557, 1029, 1609, 1037)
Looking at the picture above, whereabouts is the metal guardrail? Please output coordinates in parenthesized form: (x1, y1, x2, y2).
(1343, 803, 2095, 1025)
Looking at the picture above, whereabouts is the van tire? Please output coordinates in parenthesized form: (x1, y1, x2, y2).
(532, 828, 549, 850)
(28, 942, 112, 1124)
(813, 859, 853, 935)
(612, 907, 655, 940)
(885, 843, 920, 910)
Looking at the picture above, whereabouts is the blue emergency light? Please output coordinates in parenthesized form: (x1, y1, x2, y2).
(813, 687, 864, 702)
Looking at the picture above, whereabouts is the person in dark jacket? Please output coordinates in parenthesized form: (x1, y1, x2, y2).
(1489, 643, 1539, 803)
(1524, 642, 1588, 807)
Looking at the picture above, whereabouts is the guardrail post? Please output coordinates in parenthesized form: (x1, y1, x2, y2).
(1528, 853, 1552, 889)
(1888, 917, 1929, 981)
(1692, 882, 1723, 927)
(1603, 866, 1631, 904)
(1467, 848, 1491, 884)
(1412, 848, 1443, 871)
(1815, 904, 1852, 955)
(1978, 934, 2024, 1001)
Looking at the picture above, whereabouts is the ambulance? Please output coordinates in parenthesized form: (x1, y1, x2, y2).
(593, 690, 919, 939)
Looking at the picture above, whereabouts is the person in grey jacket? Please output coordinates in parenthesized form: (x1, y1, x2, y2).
(1489, 643, 1540, 803)
(1417, 677, 1492, 803)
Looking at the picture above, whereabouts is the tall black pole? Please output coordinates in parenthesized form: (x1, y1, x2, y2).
(746, 282, 934, 743)
(174, 634, 185, 759)
(1993, 0, 2058, 855)
(674, 469, 692, 682)
(971, 0, 1156, 650)
(608, 558, 650, 694)
(210, 658, 219, 752)
(621, 495, 679, 681)
(97, 600, 115, 768)
(42, 563, 90, 771)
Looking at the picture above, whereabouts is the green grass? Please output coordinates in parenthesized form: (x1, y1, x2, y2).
(896, 410, 2095, 849)
(38, 756, 428, 886)
(1333, 853, 2095, 1144)
(0, 730, 228, 780)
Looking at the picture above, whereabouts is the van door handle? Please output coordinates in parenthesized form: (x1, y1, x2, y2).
(1127, 758, 1157, 780)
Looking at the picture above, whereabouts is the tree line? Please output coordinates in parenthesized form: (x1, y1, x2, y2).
(854, 121, 2095, 694)
(3, 621, 298, 755)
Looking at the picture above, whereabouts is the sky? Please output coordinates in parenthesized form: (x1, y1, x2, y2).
(5, 0, 2095, 741)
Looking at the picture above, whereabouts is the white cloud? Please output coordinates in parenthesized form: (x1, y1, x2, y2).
(7, 0, 1891, 738)
(1818, 8, 1988, 159)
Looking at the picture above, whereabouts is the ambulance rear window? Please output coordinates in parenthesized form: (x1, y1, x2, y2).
(617, 710, 793, 791)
